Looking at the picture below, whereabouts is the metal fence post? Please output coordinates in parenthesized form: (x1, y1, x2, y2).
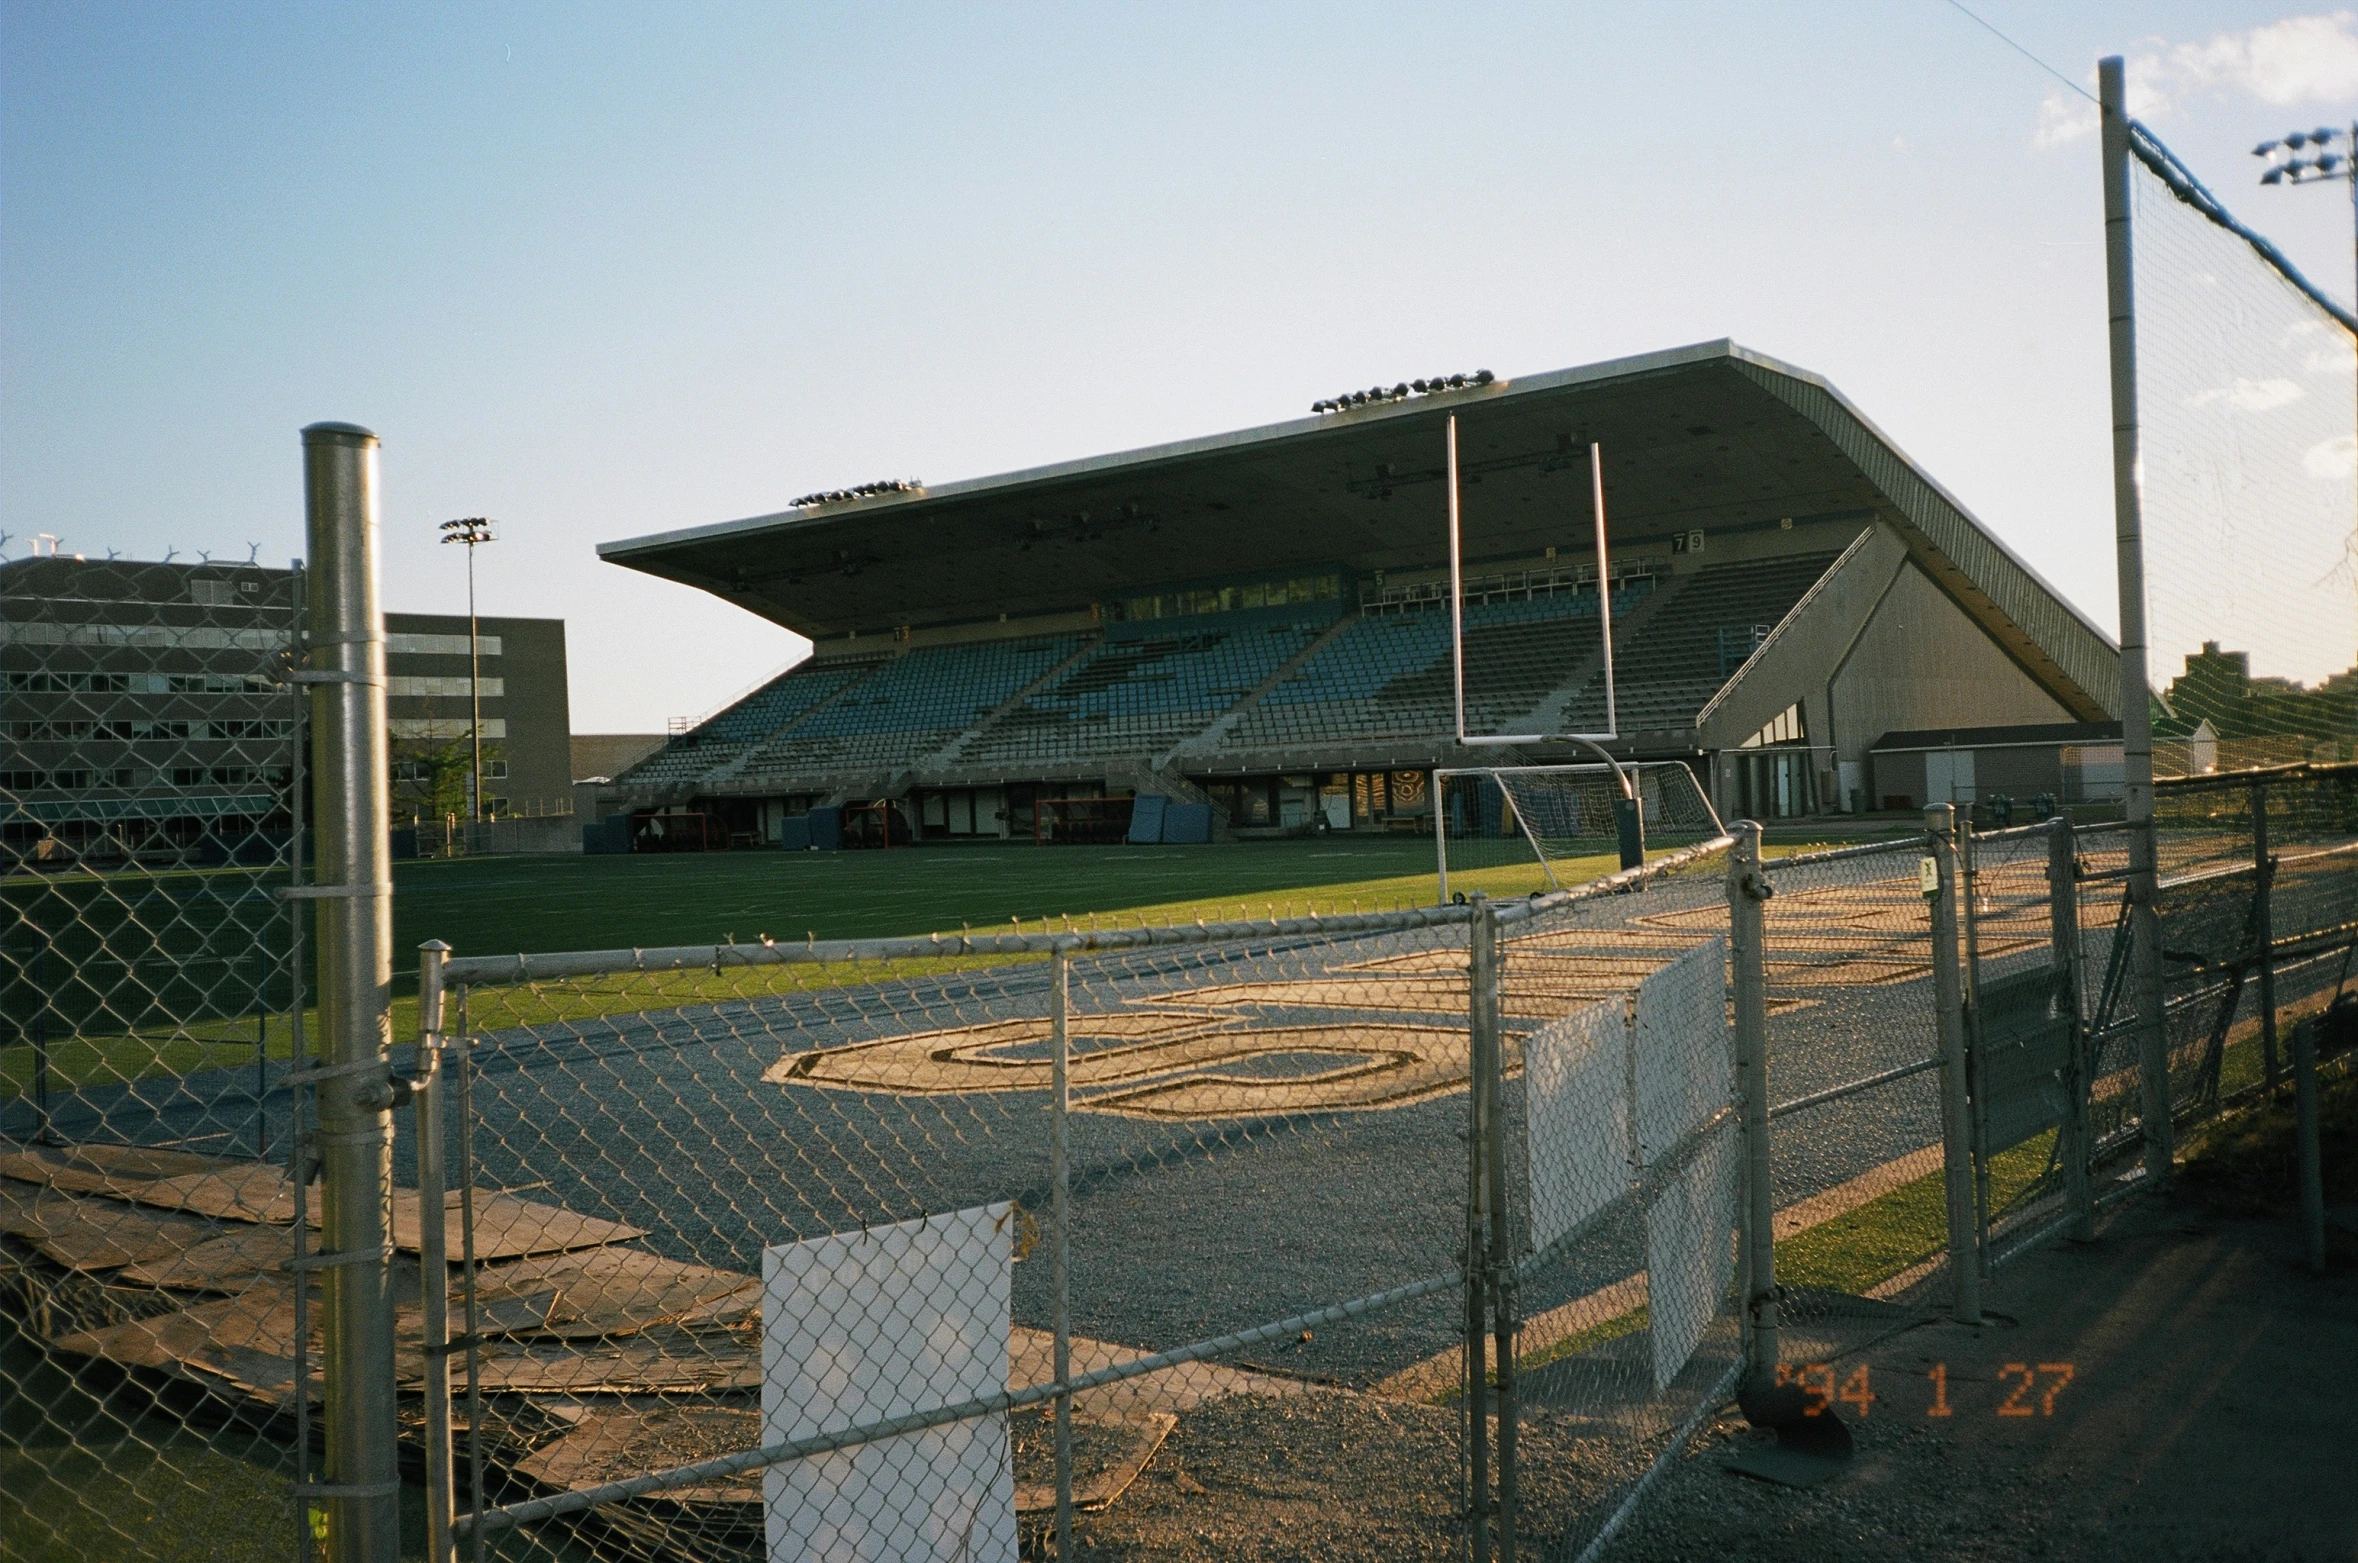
(1464, 893, 1492, 1563)
(1928, 806, 1982, 1325)
(2048, 819, 2096, 1242)
(1474, 895, 1517, 1560)
(416, 941, 455, 1563)
(2252, 779, 2279, 1094)
(1050, 945, 1074, 1560)
(2292, 1017, 2325, 1275)
(301, 421, 401, 1563)
(1728, 821, 1776, 1375)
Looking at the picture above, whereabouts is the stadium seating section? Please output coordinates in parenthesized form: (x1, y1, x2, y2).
(963, 604, 1337, 765)
(615, 555, 1844, 792)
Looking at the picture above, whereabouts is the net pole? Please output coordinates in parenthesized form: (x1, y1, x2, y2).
(1590, 442, 1617, 737)
(1728, 822, 1776, 1374)
(2099, 55, 2172, 1181)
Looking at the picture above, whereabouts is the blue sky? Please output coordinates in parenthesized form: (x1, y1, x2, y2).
(5, 3, 2355, 730)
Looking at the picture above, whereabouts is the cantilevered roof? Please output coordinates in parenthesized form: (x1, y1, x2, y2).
(601, 340, 2119, 720)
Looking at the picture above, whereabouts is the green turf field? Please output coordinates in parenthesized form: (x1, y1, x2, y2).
(387, 837, 1596, 961)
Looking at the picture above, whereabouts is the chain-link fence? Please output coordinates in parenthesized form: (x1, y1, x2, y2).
(2, 553, 314, 1562)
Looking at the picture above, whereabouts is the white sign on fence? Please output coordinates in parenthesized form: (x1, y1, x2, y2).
(761, 1202, 1018, 1563)
(1524, 996, 1632, 1255)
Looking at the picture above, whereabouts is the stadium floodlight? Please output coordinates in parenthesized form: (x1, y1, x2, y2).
(1310, 368, 1494, 414)
(438, 517, 496, 823)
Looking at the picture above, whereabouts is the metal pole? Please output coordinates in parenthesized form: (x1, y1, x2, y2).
(2049, 818, 2096, 1241)
(1447, 415, 1468, 744)
(416, 942, 455, 1563)
(301, 420, 401, 1563)
(286, 558, 315, 1563)
(2292, 1017, 2325, 1275)
(1962, 821, 1991, 1273)
(2252, 780, 2279, 1094)
(2099, 56, 2174, 1183)
(467, 542, 483, 827)
(1475, 897, 1517, 1560)
(1928, 805, 1981, 1325)
(1464, 895, 1491, 1563)
(1728, 821, 1777, 1374)
(1590, 443, 1617, 737)
(1050, 946, 1073, 1560)
(1435, 770, 1452, 907)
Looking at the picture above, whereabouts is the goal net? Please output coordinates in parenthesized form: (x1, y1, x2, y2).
(1435, 761, 1721, 899)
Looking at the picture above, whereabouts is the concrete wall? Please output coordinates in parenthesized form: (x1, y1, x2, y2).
(1828, 565, 2073, 786)
(386, 613, 573, 816)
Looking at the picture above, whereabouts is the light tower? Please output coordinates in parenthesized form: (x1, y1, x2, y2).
(437, 517, 496, 822)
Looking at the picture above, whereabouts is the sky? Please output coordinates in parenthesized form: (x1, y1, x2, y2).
(5, 3, 2356, 733)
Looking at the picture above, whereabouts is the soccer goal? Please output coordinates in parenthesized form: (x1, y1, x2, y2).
(1434, 761, 1722, 900)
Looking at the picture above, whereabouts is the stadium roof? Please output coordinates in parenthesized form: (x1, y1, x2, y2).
(601, 340, 2119, 720)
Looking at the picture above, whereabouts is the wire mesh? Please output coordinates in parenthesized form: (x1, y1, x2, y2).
(2, 555, 313, 1563)
(2128, 129, 2357, 773)
(1754, 837, 1956, 1354)
(1499, 843, 1745, 1560)
(425, 907, 1496, 1563)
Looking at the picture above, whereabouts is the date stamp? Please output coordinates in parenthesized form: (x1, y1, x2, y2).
(1772, 1361, 2077, 1418)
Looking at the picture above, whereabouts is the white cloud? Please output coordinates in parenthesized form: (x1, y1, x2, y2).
(2153, 12, 2358, 108)
(2035, 13, 2358, 145)
(2187, 376, 2307, 410)
(2304, 432, 2357, 476)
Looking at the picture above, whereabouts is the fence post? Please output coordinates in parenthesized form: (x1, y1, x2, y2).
(301, 421, 401, 1563)
(1474, 895, 1517, 1560)
(2292, 1017, 2325, 1274)
(1049, 945, 1074, 1560)
(1728, 821, 1776, 1375)
(1463, 893, 1492, 1563)
(1927, 805, 1982, 1325)
(415, 942, 455, 1563)
(2252, 779, 2279, 1094)
(2048, 819, 2096, 1242)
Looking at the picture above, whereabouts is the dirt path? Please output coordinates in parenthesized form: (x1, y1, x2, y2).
(1609, 1192, 2358, 1562)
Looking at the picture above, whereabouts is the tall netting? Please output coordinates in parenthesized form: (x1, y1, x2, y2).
(2, 555, 312, 1561)
(2128, 127, 2358, 771)
(1437, 763, 1722, 899)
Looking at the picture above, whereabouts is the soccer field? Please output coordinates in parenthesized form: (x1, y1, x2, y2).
(387, 837, 1607, 964)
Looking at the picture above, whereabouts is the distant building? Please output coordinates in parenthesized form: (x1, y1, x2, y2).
(1, 556, 573, 866)
(384, 613, 573, 822)
(1867, 722, 2124, 812)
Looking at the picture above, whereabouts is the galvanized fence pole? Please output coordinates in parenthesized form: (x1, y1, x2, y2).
(1475, 896, 1517, 1560)
(2293, 1017, 2325, 1275)
(2049, 819, 2096, 1242)
(1962, 819, 1992, 1273)
(1463, 894, 1492, 1563)
(2253, 778, 2279, 1094)
(1050, 945, 1074, 1559)
(300, 420, 402, 1563)
(416, 941, 456, 1563)
(1928, 805, 1982, 1325)
(1728, 821, 1776, 1374)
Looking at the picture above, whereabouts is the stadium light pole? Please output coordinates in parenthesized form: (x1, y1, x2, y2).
(438, 518, 495, 823)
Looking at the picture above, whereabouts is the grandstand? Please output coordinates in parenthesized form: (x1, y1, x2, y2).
(597, 341, 2121, 843)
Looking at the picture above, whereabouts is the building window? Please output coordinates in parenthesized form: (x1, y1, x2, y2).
(1739, 703, 1807, 749)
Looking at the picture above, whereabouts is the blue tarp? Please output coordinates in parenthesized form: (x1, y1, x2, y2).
(1127, 794, 1168, 844)
(777, 815, 811, 851)
(805, 806, 842, 851)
